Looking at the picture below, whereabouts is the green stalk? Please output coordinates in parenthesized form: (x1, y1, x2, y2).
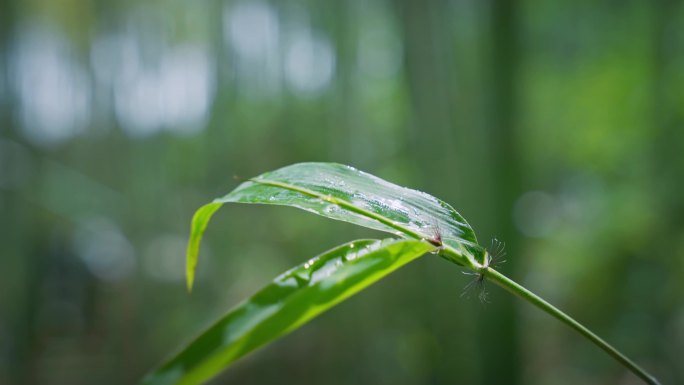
(484, 267, 660, 385)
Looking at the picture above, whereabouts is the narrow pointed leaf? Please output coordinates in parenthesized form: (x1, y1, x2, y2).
(143, 238, 434, 385)
(187, 162, 483, 289)
(186, 202, 222, 292)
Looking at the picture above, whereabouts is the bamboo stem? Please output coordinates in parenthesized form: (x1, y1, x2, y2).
(484, 268, 660, 385)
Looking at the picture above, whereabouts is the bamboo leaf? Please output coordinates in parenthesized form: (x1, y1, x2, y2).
(185, 202, 222, 292)
(143, 239, 434, 385)
(186, 162, 484, 290)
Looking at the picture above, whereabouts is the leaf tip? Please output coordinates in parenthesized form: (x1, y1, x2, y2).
(185, 202, 223, 294)
(186, 242, 197, 293)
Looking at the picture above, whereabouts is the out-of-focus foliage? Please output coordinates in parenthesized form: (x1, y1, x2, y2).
(0, 0, 682, 385)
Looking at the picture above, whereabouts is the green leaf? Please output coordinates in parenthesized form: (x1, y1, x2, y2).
(142, 238, 434, 385)
(185, 202, 222, 292)
(186, 162, 484, 290)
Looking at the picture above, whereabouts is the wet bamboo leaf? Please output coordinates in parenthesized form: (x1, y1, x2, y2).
(187, 162, 482, 290)
(143, 239, 434, 385)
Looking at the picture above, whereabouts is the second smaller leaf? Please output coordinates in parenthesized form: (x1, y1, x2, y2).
(143, 238, 434, 385)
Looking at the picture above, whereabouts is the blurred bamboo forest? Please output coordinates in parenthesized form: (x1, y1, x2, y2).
(1, 0, 683, 384)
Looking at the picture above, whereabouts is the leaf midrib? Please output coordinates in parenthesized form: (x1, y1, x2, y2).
(245, 178, 477, 268)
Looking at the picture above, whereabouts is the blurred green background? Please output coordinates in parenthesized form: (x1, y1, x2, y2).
(1, 0, 683, 384)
